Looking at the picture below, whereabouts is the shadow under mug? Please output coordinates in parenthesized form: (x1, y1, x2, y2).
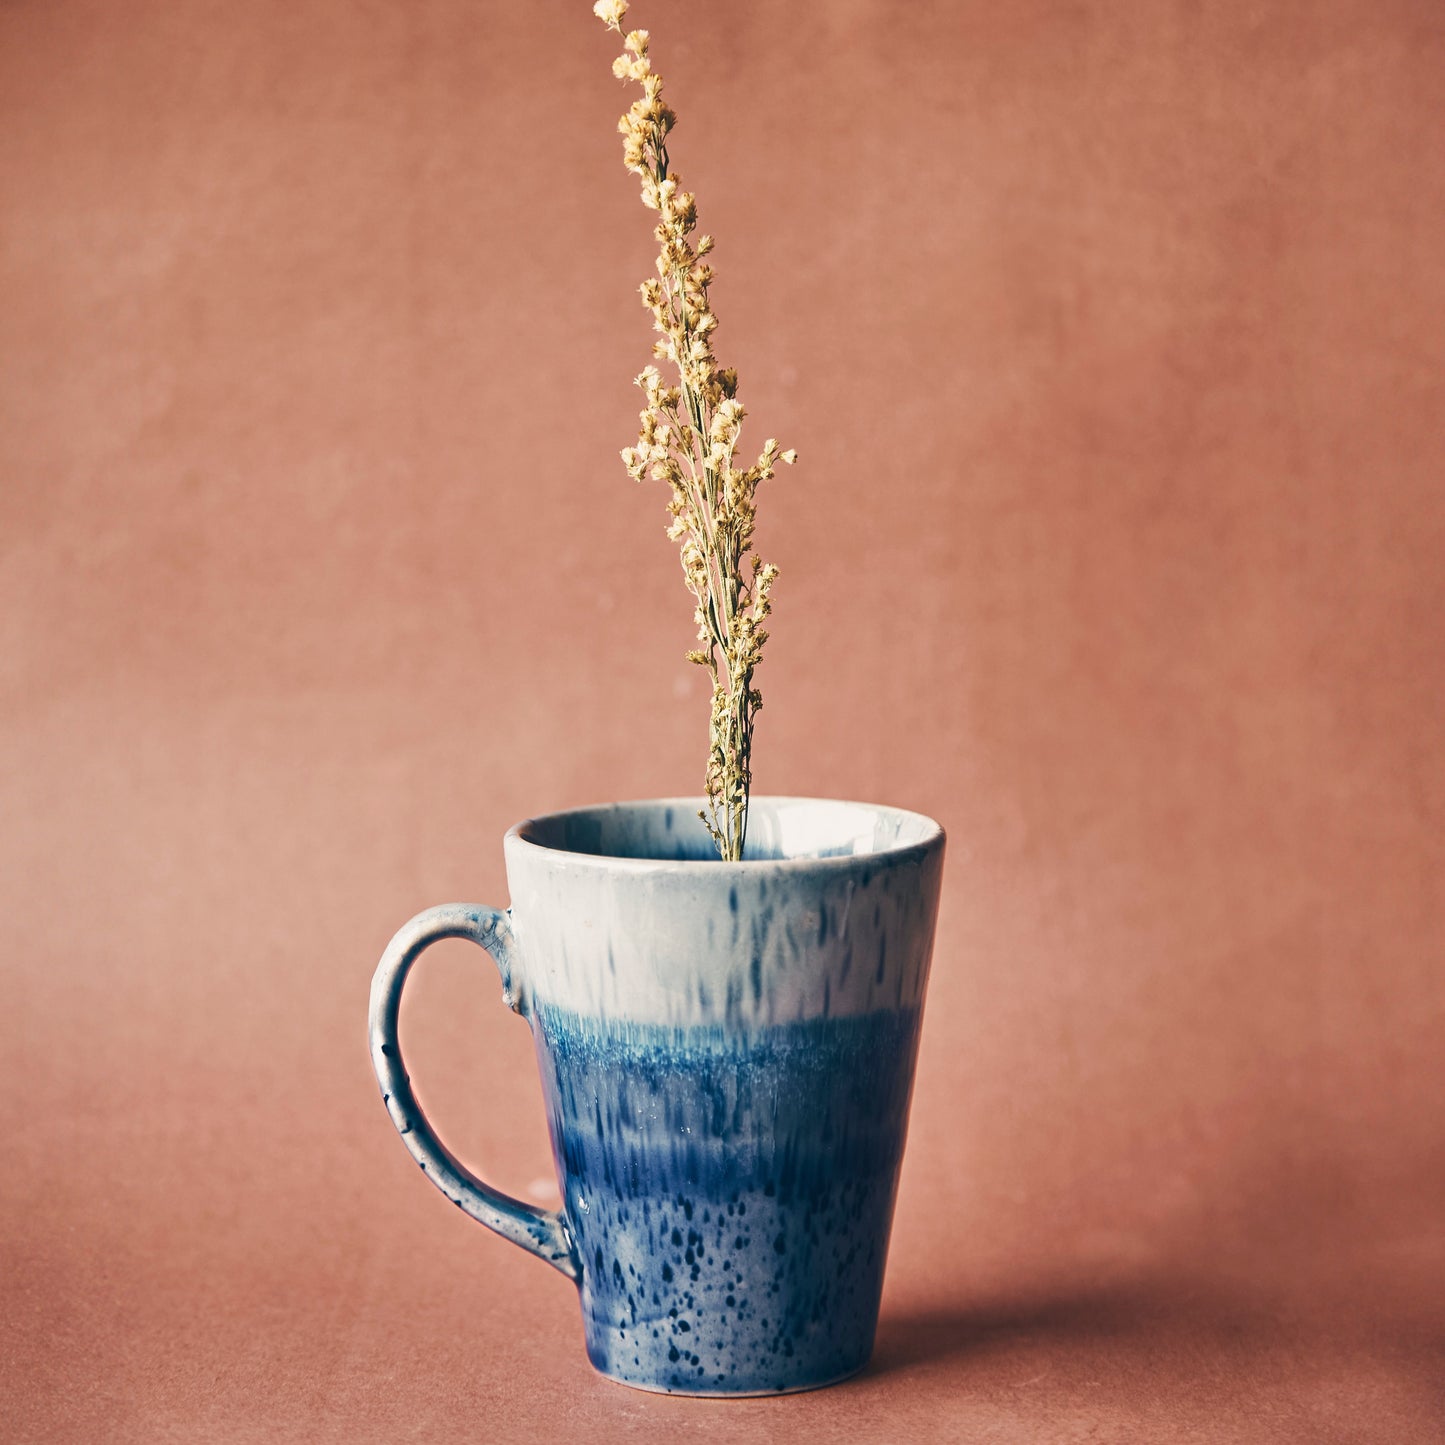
(368, 797, 945, 1396)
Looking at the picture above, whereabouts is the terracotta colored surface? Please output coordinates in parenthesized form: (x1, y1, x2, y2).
(3, 1, 1443, 1440)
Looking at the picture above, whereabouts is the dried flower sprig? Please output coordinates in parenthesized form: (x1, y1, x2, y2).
(594, 0, 796, 862)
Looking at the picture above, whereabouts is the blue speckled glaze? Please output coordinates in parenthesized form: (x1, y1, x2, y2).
(370, 797, 945, 1397)
(535, 1005, 921, 1393)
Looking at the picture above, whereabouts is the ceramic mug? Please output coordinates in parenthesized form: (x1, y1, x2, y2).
(368, 796, 945, 1396)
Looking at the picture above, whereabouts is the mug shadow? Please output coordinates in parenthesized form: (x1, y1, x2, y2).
(866, 1280, 1163, 1377)
(866, 1138, 1445, 1394)
(863, 1268, 1445, 1419)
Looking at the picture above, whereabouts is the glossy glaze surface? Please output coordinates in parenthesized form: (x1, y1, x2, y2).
(536, 1004, 922, 1393)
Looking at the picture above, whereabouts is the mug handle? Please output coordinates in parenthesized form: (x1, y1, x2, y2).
(368, 903, 580, 1282)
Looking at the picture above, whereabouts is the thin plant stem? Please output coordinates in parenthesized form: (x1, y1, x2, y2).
(596, 2, 796, 859)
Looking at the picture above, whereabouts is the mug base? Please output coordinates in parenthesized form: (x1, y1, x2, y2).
(590, 1357, 869, 1398)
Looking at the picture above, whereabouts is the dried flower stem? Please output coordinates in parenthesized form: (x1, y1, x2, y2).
(594, 0, 796, 861)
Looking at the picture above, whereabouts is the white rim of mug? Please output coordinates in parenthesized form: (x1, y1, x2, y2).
(506, 795, 946, 872)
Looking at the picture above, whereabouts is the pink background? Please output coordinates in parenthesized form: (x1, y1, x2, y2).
(4, 1, 1442, 1439)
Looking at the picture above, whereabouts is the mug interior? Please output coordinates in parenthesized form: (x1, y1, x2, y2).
(514, 797, 941, 863)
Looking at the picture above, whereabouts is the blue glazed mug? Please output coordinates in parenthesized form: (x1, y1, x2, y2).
(368, 797, 945, 1395)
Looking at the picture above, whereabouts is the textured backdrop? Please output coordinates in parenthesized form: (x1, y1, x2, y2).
(3, 1, 1443, 1440)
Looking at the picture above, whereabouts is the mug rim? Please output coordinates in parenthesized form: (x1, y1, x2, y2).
(505, 795, 945, 871)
